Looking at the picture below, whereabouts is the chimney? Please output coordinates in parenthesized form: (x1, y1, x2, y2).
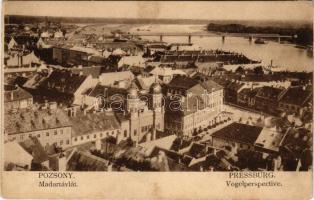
(10, 91, 14, 101)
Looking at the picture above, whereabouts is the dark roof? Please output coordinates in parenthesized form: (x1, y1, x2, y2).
(4, 86, 32, 102)
(279, 86, 312, 106)
(211, 122, 263, 145)
(256, 86, 284, 100)
(168, 76, 198, 90)
(19, 137, 49, 164)
(40, 70, 87, 94)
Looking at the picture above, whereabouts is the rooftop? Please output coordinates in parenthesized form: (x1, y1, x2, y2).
(69, 110, 120, 137)
(211, 122, 263, 145)
(4, 86, 33, 103)
(279, 86, 312, 106)
(39, 69, 88, 94)
(4, 108, 71, 135)
(255, 86, 284, 100)
(167, 76, 198, 90)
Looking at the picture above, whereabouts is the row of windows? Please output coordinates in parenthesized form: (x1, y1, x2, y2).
(73, 130, 116, 142)
(46, 139, 70, 147)
(13, 128, 67, 141)
(46, 129, 64, 137)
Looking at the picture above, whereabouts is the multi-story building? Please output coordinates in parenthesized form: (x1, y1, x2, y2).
(4, 106, 72, 149)
(254, 86, 285, 114)
(165, 76, 224, 136)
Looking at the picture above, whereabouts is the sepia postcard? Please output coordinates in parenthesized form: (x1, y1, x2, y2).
(1, 1, 313, 199)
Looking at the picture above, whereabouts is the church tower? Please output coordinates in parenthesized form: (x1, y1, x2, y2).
(150, 82, 164, 140)
(127, 83, 140, 144)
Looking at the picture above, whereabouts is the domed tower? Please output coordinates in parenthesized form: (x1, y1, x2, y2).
(150, 82, 164, 136)
(127, 82, 139, 115)
(150, 82, 162, 111)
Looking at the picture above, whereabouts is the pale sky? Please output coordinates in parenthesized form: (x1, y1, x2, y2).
(3, 1, 313, 21)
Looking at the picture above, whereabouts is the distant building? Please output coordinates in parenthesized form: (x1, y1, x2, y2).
(52, 47, 89, 66)
(149, 67, 186, 84)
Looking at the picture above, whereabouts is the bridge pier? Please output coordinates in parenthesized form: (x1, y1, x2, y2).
(278, 37, 281, 43)
(160, 35, 163, 42)
(222, 36, 225, 43)
(188, 35, 191, 44)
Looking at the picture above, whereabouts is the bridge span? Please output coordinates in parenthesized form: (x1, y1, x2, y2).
(122, 32, 294, 43)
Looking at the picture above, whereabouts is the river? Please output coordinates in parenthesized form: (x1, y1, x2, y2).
(130, 24, 313, 72)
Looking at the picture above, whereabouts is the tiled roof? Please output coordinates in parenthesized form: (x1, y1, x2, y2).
(4, 86, 32, 102)
(211, 122, 263, 145)
(69, 111, 120, 136)
(4, 108, 71, 135)
(67, 149, 109, 171)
